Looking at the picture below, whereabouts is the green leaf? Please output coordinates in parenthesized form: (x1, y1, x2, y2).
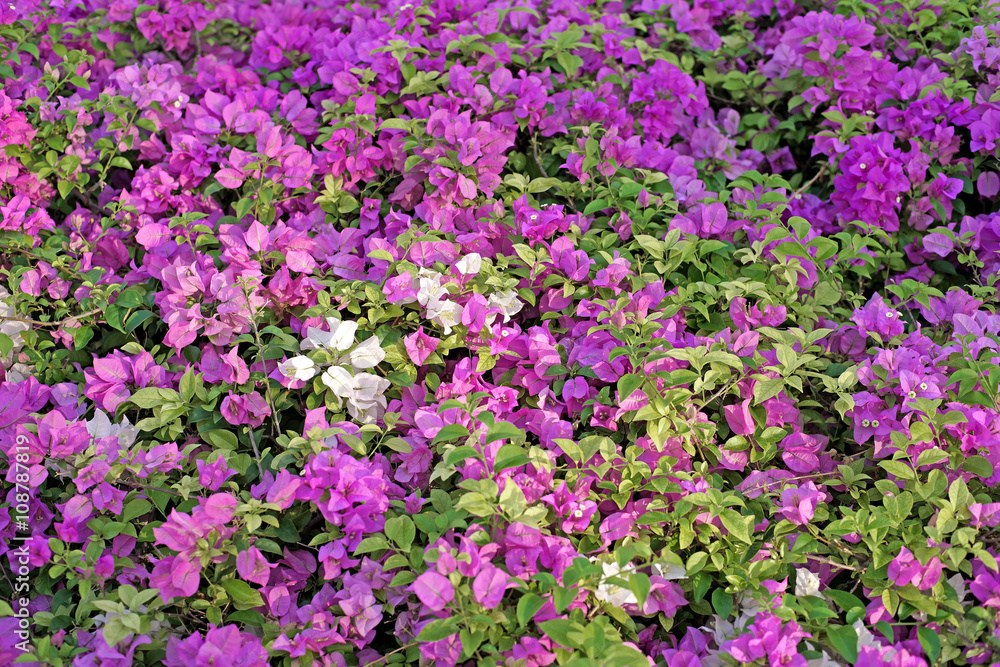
(19, 42, 40, 59)
(538, 618, 582, 649)
(719, 508, 753, 545)
(915, 448, 949, 467)
(961, 455, 993, 478)
(226, 610, 264, 627)
(57, 179, 74, 199)
(494, 444, 528, 471)
(444, 445, 481, 466)
(551, 587, 576, 614)
(354, 535, 390, 554)
(433, 424, 470, 444)
(826, 625, 859, 664)
(918, 627, 940, 664)
(825, 589, 865, 613)
(454, 491, 495, 517)
(753, 378, 785, 404)
(485, 421, 525, 444)
(617, 373, 644, 400)
(128, 387, 181, 409)
(121, 499, 151, 523)
(202, 430, 239, 450)
(417, 618, 459, 642)
(379, 118, 410, 130)
(628, 572, 651, 608)
(385, 516, 415, 552)
(124, 310, 155, 333)
(234, 197, 254, 220)
(516, 593, 546, 627)
(879, 459, 915, 480)
(179, 369, 198, 403)
(499, 480, 527, 518)
(220, 580, 264, 610)
(711, 589, 733, 619)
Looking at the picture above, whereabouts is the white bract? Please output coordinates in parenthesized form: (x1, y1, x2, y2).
(652, 560, 686, 580)
(487, 289, 523, 323)
(705, 613, 752, 645)
(348, 336, 386, 371)
(320, 365, 355, 398)
(86, 410, 138, 449)
(455, 253, 482, 276)
(300, 317, 357, 352)
(946, 573, 967, 603)
(319, 366, 389, 425)
(345, 373, 390, 424)
(278, 355, 318, 382)
(591, 559, 638, 608)
(854, 619, 880, 652)
(426, 298, 463, 335)
(0, 286, 31, 381)
(415, 269, 447, 307)
(806, 651, 839, 667)
(794, 567, 821, 597)
(292, 316, 391, 424)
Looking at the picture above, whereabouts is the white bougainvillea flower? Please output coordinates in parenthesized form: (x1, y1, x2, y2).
(0, 286, 31, 381)
(455, 253, 482, 276)
(320, 365, 354, 399)
(416, 270, 447, 307)
(348, 336, 386, 371)
(592, 560, 638, 608)
(652, 560, 687, 580)
(487, 289, 523, 323)
(301, 317, 357, 352)
(278, 355, 317, 382)
(350, 373, 391, 404)
(86, 410, 138, 448)
(853, 620, 880, 652)
(794, 568, 821, 597)
(427, 298, 463, 335)
(806, 651, 840, 667)
(344, 373, 391, 424)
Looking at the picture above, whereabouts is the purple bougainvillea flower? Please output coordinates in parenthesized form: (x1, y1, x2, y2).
(472, 565, 510, 609)
(724, 399, 755, 436)
(404, 326, 439, 366)
(151, 556, 201, 602)
(236, 546, 272, 586)
(413, 570, 454, 612)
(888, 547, 942, 591)
(778, 482, 821, 526)
(220, 391, 271, 427)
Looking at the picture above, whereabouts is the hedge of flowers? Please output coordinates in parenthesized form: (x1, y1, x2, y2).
(2, 0, 1000, 665)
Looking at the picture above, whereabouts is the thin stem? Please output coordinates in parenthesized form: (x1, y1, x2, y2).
(1, 308, 102, 328)
(245, 425, 266, 481)
(793, 163, 829, 197)
(363, 641, 420, 666)
(804, 554, 863, 572)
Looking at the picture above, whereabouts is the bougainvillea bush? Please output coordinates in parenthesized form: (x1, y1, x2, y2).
(3, 0, 1000, 665)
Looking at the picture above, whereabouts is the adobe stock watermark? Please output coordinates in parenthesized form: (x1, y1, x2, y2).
(9, 433, 35, 654)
